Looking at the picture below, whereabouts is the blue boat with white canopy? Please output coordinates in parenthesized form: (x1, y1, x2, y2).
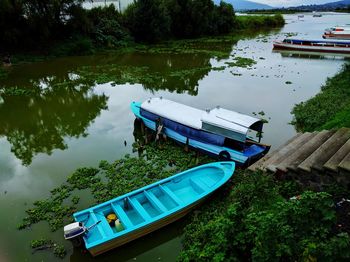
(131, 98, 270, 165)
(64, 162, 235, 256)
(274, 38, 350, 54)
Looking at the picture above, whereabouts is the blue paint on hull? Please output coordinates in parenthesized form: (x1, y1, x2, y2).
(131, 101, 268, 165)
(73, 162, 235, 254)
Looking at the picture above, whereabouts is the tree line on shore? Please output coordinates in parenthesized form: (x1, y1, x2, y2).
(0, 0, 284, 56)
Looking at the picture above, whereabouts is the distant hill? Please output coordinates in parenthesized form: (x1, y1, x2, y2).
(287, 0, 350, 11)
(213, 0, 273, 10)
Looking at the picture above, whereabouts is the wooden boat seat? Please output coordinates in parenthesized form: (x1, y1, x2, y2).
(90, 212, 107, 239)
(144, 190, 167, 213)
(189, 178, 206, 193)
(128, 197, 152, 221)
(95, 212, 115, 237)
(159, 185, 183, 205)
(111, 202, 133, 229)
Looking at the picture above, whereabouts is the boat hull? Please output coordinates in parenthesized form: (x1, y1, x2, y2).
(89, 197, 204, 256)
(131, 102, 269, 165)
(273, 41, 350, 54)
(73, 162, 235, 256)
(323, 34, 350, 40)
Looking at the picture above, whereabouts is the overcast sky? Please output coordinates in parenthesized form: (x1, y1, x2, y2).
(253, 0, 334, 7)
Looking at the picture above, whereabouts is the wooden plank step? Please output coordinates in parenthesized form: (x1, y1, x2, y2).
(299, 128, 350, 173)
(248, 133, 302, 171)
(266, 132, 316, 171)
(339, 151, 350, 173)
(324, 138, 350, 172)
(274, 130, 335, 173)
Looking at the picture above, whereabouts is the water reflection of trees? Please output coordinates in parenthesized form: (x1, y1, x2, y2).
(0, 77, 108, 165)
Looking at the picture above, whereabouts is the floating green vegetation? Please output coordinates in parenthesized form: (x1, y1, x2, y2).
(18, 136, 212, 258)
(76, 65, 162, 86)
(30, 238, 66, 259)
(284, 32, 298, 37)
(225, 57, 257, 68)
(212, 66, 226, 71)
(18, 138, 212, 253)
(292, 63, 350, 132)
(75, 63, 213, 94)
(252, 110, 270, 124)
(0, 86, 36, 96)
(135, 36, 240, 60)
(179, 171, 350, 261)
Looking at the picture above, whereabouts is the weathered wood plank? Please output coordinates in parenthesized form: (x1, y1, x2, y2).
(248, 133, 303, 171)
(299, 128, 350, 173)
(324, 138, 350, 172)
(272, 130, 334, 173)
(339, 151, 350, 173)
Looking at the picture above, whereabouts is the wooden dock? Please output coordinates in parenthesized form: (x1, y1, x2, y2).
(249, 128, 350, 189)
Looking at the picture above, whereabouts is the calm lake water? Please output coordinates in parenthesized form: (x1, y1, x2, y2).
(0, 13, 349, 261)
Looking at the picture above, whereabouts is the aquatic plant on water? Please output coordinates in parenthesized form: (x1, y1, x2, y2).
(225, 57, 257, 68)
(18, 139, 212, 257)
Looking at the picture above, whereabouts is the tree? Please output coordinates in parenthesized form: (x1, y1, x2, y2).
(124, 0, 171, 43)
(215, 1, 236, 34)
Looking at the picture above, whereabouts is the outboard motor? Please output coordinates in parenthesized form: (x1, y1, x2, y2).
(64, 222, 87, 247)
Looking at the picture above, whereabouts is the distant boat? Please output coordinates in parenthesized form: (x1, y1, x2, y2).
(131, 98, 270, 166)
(273, 38, 350, 54)
(65, 162, 235, 256)
(323, 26, 350, 40)
(298, 15, 304, 18)
(313, 14, 322, 17)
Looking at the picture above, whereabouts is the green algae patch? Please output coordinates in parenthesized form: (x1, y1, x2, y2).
(18, 137, 212, 258)
(0, 86, 36, 96)
(30, 238, 66, 259)
(18, 138, 212, 255)
(225, 57, 257, 68)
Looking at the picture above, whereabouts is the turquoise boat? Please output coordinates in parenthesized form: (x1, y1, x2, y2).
(67, 162, 235, 256)
(131, 98, 270, 166)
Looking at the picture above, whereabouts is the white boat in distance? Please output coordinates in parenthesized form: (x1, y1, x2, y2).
(323, 26, 350, 40)
(273, 38, 350, 54)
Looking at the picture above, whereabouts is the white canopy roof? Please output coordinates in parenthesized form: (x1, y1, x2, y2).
(201, 107, 263, 134)
(141, 98, 203, 129)
(141, 98, 263, 141)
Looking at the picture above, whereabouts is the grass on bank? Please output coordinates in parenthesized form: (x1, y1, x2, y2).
(291, 63, 350, 132)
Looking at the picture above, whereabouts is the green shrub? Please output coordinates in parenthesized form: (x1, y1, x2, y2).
(179, 172, 350, 261)
(292, 63, 350, 131)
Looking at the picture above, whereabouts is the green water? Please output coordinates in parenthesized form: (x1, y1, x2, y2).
(0, 13, 349, 261)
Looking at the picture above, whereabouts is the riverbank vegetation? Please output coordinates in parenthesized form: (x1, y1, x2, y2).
(0, 0, 284, 60)
(179, 171, 350, 261)
(292, 63, 350, 132)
